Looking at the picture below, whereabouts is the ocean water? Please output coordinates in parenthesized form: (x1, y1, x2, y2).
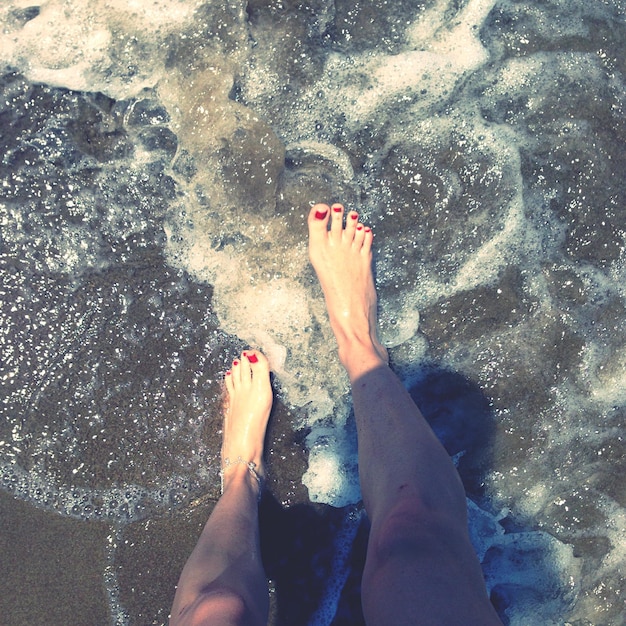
(1, 0, 625, 624)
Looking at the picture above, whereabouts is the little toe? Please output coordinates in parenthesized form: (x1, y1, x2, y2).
(224, 369, 234, 395)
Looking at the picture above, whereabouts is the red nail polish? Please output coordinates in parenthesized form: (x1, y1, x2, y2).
(350, 213, 358, 220)
(333, 206, 342, 212)
(314, 210, 328, 219)
(247, 354, 258, 363)
(357, 225, 363, 230)
(233, 360, 239, 366)
(226, 370, 231, 376)
(365, 227, 371, 233)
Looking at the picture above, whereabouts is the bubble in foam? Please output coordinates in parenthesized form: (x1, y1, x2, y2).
(104, 527, 130, 626)
(219, 279, 311, 365)
(379, 297, 420, 348)
(303, 419, 361, 508)
(0, 460, 199, 522)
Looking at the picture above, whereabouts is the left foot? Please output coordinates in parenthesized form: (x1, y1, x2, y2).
(221, 350, 273, 493)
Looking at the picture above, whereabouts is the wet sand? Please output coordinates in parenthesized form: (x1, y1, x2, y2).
(0, 490, 111, 624)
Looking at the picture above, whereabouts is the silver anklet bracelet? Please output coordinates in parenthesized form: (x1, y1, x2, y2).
(220, 456, 264, 500)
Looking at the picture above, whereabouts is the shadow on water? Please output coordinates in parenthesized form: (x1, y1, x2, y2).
(260, 363, 567, 625)
(407, 364, 496, 504)
(408, 364, 573, 625)
(260, 495, 366, 626)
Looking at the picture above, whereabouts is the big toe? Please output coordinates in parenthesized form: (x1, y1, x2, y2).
(243, 349, 269, 370)
(308, 203, 330, 239)
(243, 350, 270, 385)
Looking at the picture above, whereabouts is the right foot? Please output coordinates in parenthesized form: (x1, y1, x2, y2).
(307, 203, 388, 374)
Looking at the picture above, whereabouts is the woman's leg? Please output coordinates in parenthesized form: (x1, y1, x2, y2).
(169, 350, 272, 626)
(308, 203, 502, 626)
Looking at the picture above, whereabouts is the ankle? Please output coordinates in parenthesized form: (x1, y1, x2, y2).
(220, 459, 264, 498)
(338, 339, 388, 379)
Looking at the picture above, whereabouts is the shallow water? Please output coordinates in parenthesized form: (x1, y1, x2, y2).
(1, 0, 625, 624)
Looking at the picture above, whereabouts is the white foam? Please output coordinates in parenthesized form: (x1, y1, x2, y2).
(303, 417, 361, 508)
(468, 500, 582, 624)
(409, 0, 496, 65)
(0, 0, 224, 99)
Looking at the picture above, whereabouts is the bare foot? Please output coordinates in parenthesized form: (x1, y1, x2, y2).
(307, 203, 388, 376)
(221, 350, 273, 494)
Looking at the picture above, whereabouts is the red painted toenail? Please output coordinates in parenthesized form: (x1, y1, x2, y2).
(233, 360, 239, 366)
(357, 225, 363, 230)
(247, 354, 258, 363)
(314, 209, 328, 219)
(365, 227, 371, 232)
(351, 213, 358, 220)
(333, 206, 342, 212)
(226, 370, 231, 376)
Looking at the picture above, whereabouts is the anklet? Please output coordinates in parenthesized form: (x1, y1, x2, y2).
(220, 456, 264, 500)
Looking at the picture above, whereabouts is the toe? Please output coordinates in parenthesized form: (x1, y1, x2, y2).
(231, 357, 242, 386)
(330, 203, 344, 240)
(354, 222, 366, 247)
(243, 349, 268, 368)
(224, 369, 234, 395)
(344, 210, 359, 241)
(243, 350, 270, 385)
(308, 203, 330, 238)
(238, 351, 255, 386)
(362, 226, 373, 253)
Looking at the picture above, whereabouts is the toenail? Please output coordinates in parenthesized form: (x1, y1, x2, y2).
(357, 225, 363, 230)
(233, 360, 239, 366)
(365, 227, 371, 232)
(332, 206, 342, 212)
(226, 370, 231, 376)
(247, 353, 258, 363)
(351, 213, 358, 220)
(314, 209, 328, 219)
